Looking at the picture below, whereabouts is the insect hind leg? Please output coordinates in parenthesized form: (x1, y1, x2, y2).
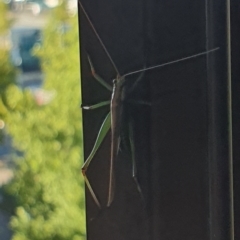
(81, 112, 111, 209)
(82, 165, 102, 209)
(129, 117, 145, 203)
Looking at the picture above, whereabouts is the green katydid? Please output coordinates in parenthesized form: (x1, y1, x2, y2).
(79, 1, 219, 209)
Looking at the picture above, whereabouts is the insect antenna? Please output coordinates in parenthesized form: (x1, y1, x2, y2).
(123, 47, 220, 78)
(79, 1, 120, 76)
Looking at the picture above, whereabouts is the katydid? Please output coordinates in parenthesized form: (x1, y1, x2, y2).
(79, 1, 219, 209)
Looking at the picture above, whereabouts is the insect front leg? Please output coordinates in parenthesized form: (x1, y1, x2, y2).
(87, 55, 112, 91)
(82, 100, 111, 110)
(126, 71, 151, 107)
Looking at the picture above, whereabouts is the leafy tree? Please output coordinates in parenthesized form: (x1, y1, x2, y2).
(5, 3, 86, 240)
(0, 1, 15, 140)
(0, 1, 10, 34)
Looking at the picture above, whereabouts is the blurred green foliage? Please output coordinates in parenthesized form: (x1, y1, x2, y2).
(0, 1, 10, 34)
(3, 3, 86, 240)
(0, 1, 15, 142)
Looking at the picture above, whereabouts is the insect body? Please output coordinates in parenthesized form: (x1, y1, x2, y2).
(82, 59, 132, 208)
(108, 76, 125, 206)
(79, 1, 219, 209)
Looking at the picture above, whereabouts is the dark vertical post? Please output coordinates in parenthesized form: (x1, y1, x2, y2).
(205, 0, 234, 239)
(231, 0, 240, 239)
(78, 0, 234, 239)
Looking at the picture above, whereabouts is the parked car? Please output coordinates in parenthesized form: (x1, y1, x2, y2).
(25, 0, 50, 15)
(10, 28, 42, 72)
(6, 0, 50, 15)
